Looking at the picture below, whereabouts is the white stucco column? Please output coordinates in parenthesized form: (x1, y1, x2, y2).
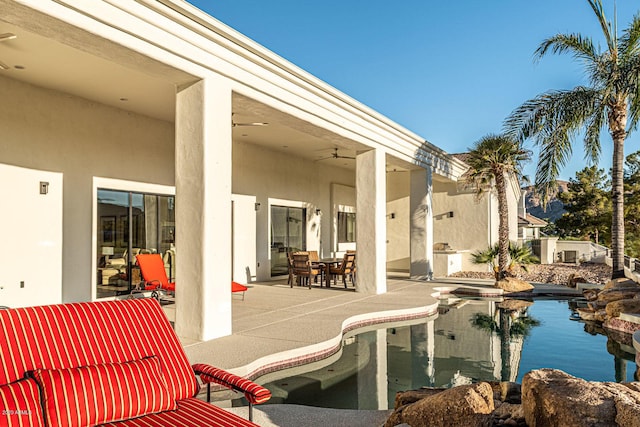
(356, 149, 387, 294)
(175, 78, 232, 341)
(410, 167, 434, 280)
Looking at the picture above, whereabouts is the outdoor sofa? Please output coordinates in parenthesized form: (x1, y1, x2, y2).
(0, 298, 271, 426)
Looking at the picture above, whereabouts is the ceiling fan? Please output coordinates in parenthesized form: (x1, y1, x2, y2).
(231, 113, 268, 128)
(0, 33, 17, 71)
(315, 148, 355, 162)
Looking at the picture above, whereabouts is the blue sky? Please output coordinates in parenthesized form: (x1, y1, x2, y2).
(190, 0, 640, 182)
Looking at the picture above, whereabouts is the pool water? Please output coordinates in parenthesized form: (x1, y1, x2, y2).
(254, 298, 637, 410)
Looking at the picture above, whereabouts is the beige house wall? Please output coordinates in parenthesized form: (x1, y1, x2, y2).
(0, 76, 174, 303)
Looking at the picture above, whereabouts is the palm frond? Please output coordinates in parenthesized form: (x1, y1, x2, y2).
(584, 104, 605, 163)
(619, 12, 640, 60)
(535, 33, 598, 63)
(624, 54, 640, 131)
(587, 0, 616, 53)
(504, 87, 602, 206)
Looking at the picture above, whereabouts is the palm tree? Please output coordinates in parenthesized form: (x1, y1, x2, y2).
(505, 0, 640, 279)
(465, 134, 531, 281)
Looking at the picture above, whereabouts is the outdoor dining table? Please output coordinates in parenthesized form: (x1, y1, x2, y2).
(311, 258, 342, 288)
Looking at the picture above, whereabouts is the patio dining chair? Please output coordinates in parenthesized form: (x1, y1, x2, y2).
(291, 252, 321, 289)
(328, 252, 356, 288)
(287, 251, 295, 286)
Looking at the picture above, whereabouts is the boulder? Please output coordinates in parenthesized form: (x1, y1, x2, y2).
(493, 402, 525, 424)
(594, 309, 608, 323)
(604, 278, 639, 290)
(576, 307, 597, 322)
(605, 298, 640, 318)
(496, 277, 534, 293)
(596, 287, 640, 304)
(567, 274, 587, 288)
(522, 368, 640, 427)
(392, 387, 445, 408)
(499, 382, 522, 404)
(615, 392, 640, 427)
(385, 382, 494, 427)
(583, 288, 600, 301)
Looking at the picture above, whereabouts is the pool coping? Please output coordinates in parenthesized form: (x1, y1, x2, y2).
(231, 301, 440, 380)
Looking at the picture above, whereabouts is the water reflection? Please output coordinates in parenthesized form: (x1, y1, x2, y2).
(253, 298, 637, 410)
(470, 300, 540, 382)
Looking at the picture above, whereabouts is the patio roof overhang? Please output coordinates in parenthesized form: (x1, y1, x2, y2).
(1, 0, 465, 181)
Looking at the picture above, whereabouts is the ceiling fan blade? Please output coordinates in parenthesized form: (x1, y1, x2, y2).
(0, 33, 17, 42)
(314, 156, 333, 162)
(336, 155, 355, 160)
(232, 122, 268, 127)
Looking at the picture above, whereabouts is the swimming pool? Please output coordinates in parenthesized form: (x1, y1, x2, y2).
(252, 298, 637, 410)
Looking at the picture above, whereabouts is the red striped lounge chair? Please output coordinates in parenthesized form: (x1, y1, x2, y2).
(0, 298, 271, 426)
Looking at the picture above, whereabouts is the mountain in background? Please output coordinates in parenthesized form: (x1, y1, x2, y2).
(523, 181, 568, 223)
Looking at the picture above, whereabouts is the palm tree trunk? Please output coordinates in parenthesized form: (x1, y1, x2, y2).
(495, 170, 510, 281)
(609, 103, 626, 279)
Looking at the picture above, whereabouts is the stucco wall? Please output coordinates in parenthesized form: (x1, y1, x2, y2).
(0, 164, 63, 308)
(432, 181, 490, 272)
(0, 76, 175, 302)
(386, 172, 410, 271)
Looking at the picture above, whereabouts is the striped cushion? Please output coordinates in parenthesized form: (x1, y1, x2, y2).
(0, 299, 198, 401)
(0, 378, 45, 427)
(102, 398, 259, 427)
(31, 357, 177, 427)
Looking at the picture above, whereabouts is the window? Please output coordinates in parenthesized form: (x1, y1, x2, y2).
(96, 189, 175, 298)
(338, 212, 356, 243)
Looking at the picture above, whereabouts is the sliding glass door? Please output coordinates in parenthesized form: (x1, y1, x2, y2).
(270, 206, 306, 277)
(96, 189, 175, 298)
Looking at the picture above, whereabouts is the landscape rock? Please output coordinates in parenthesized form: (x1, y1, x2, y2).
(567, 274, 586, 288)
(604, 277, 639, 290)
(596, 287, 640, 304)
(499, 382, 522, 404)
(583, 288, 600, 301)
(522, 368, 640, 427)
(493, 402, 524, 419)
(449, 262, 612, 285)
(393, 387, 445, 408)
(615, 393, 640, 427)
(496, 277, 534, 293)
(605, 298, 640, 318)
(385, 382, 494, 427)
(576, 307, 597, 321)
(594, 309, 608, 323)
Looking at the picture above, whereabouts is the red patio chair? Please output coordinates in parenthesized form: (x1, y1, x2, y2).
(136, 253, 176, 300)
(232, 281, 248, 300)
